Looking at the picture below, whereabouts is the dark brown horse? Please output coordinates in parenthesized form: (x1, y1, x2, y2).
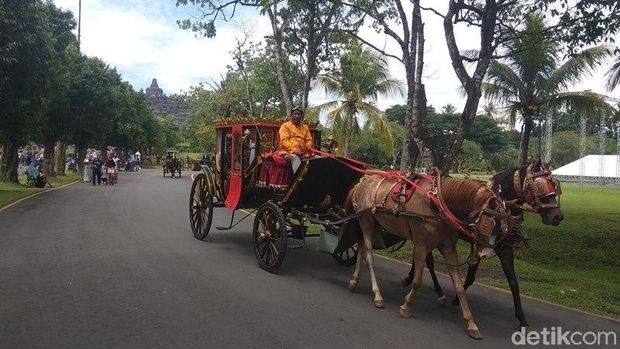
(347, 174, 518, 339)
(402, 160, 563, 328)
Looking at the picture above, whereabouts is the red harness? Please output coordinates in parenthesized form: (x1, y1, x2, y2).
(505, 165, 561, 214)
(310, 148, 479, 240)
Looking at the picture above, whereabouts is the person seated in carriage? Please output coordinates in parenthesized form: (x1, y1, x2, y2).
(278, 106, 314, 173)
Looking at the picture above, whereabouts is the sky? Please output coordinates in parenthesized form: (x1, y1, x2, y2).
(52, 0, 618, 114)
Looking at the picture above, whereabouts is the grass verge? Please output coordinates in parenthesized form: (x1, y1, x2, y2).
(0, 172, 82, 209)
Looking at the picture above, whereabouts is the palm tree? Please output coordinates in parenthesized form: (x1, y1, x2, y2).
(483, 13, 614, 165)
(606, 57, 620, 91)
(311, 41, 402, 156)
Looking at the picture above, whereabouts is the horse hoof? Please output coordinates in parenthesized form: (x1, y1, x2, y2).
(348, 280, 358, 291)
(401, 277, 412, 287)
(437, 295, 448, 307)
(374, 299, 384, 308)
(467, 329, 483, 340)
(399, 305, 412, 318)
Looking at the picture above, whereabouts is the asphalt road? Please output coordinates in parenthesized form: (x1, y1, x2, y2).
(1, 169, 618, 348)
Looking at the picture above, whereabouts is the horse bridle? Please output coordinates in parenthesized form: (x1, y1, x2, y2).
(513, 164, 562, 212)
(465, 195, 516, 248)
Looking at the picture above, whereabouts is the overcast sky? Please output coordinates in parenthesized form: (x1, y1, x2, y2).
(53, 0, 617, 114)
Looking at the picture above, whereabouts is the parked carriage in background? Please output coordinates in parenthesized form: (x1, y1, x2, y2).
(189, 117, 386, 272)
(163, 149, 182, 178)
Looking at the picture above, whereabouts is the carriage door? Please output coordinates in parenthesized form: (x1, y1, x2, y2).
(224, 125, 243, 209)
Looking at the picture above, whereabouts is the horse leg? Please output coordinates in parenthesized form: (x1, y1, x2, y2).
(358, 216, 384, 308)
(401, 256, 415, 286)
(496, 243, 528, 328)
(451, 261, 480, 307)
(399, 245, 427, 318)
(348, 240, 365, 291)
(402, 253, 446, 304)
(442, 246, 482, 340)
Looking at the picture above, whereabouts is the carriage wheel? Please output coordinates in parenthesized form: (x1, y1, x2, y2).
(332, 243, 359, 266)
(253, 202, 287, 273)
(189, 173, 213, 240)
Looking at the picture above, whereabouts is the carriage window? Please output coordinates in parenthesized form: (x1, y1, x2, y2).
(233, 132, 242, 171)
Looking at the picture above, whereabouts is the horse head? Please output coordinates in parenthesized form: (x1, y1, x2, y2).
(524, 160, 564, 226)
(466, 194, 521, 250)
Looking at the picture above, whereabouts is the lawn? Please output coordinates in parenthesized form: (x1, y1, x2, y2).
(0, 172, 82, 209)
(379, 182, 620, 318)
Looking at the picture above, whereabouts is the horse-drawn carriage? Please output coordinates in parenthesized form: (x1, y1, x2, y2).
(188, 118, 375, 272)
(163, 149, 182, 178)
(188, 117, 565, 337)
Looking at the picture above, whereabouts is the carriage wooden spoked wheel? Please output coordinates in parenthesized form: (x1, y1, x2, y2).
(253, 202, 288, 273)
(189, 173, 213, 240)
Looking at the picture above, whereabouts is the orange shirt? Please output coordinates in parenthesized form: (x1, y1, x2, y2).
(278, 120, 313, 157)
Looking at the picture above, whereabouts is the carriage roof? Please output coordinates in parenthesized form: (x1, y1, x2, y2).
(214, 117, 319, 130)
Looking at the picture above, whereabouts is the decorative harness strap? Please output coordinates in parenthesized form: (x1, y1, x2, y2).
(313, 144, 480, 241)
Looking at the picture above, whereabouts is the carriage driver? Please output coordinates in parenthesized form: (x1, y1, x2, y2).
(279, 106, 314, 172)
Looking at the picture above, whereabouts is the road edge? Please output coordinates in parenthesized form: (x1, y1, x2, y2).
(374, 254, 620, 325)
(0, 179, 81, 213)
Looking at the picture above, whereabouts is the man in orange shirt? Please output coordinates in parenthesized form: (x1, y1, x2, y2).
(279, 107, 313, 172)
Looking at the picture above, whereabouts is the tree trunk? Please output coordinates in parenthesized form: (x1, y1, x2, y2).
(343, 114, 352, 157)
(437, 0, 497, 173)
(267, 7, 292, 116)
(519, 116, 534, 165)
(77, 145, 87, 173)
(43, 140, 56, 178)
(399, 136, 409, 170)
(55, 141, 66, 176)
(0, 140, 20, 183)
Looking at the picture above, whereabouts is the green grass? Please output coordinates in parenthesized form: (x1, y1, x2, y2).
(379, 183, 620, 318)
(179, 152, 203, 160)
(0, 173, 82, 208)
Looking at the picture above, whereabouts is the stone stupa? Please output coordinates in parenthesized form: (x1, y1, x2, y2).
(145, 78, 188, 124)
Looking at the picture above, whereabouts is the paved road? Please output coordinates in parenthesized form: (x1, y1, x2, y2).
(1, 170, 618, 348)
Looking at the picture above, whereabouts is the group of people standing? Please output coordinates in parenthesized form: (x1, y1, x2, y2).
(84, 152, 119, 186)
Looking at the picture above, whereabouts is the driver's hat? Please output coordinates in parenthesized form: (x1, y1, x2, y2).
(291, 106, 304, 115)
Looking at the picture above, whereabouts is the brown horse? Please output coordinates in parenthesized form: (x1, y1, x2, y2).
(401, 161, 564, 328)
(347, 174, 518, 339)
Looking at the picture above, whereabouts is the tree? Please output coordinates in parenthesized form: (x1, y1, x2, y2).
(0, 0, 54, 183)
(40, 3, 77, 178)
(312, 41, 400, 156)
(453, 140, 485, 173)
(606, 58, 620, 91)
(67, 56, 122, 169)
(441, 104, 457, 114)
(176, 0, 360, 115)
(536, 0, 620, 54)
(483, 13, 615, 165)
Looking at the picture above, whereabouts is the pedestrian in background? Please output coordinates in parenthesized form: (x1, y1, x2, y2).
(91, 156, 103, 185)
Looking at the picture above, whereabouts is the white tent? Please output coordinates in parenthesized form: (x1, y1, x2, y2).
(552, 155, 620, 183)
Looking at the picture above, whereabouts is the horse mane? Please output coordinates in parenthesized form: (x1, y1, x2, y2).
(440, 177, 495, 219)
(490, 165, 531, 200)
